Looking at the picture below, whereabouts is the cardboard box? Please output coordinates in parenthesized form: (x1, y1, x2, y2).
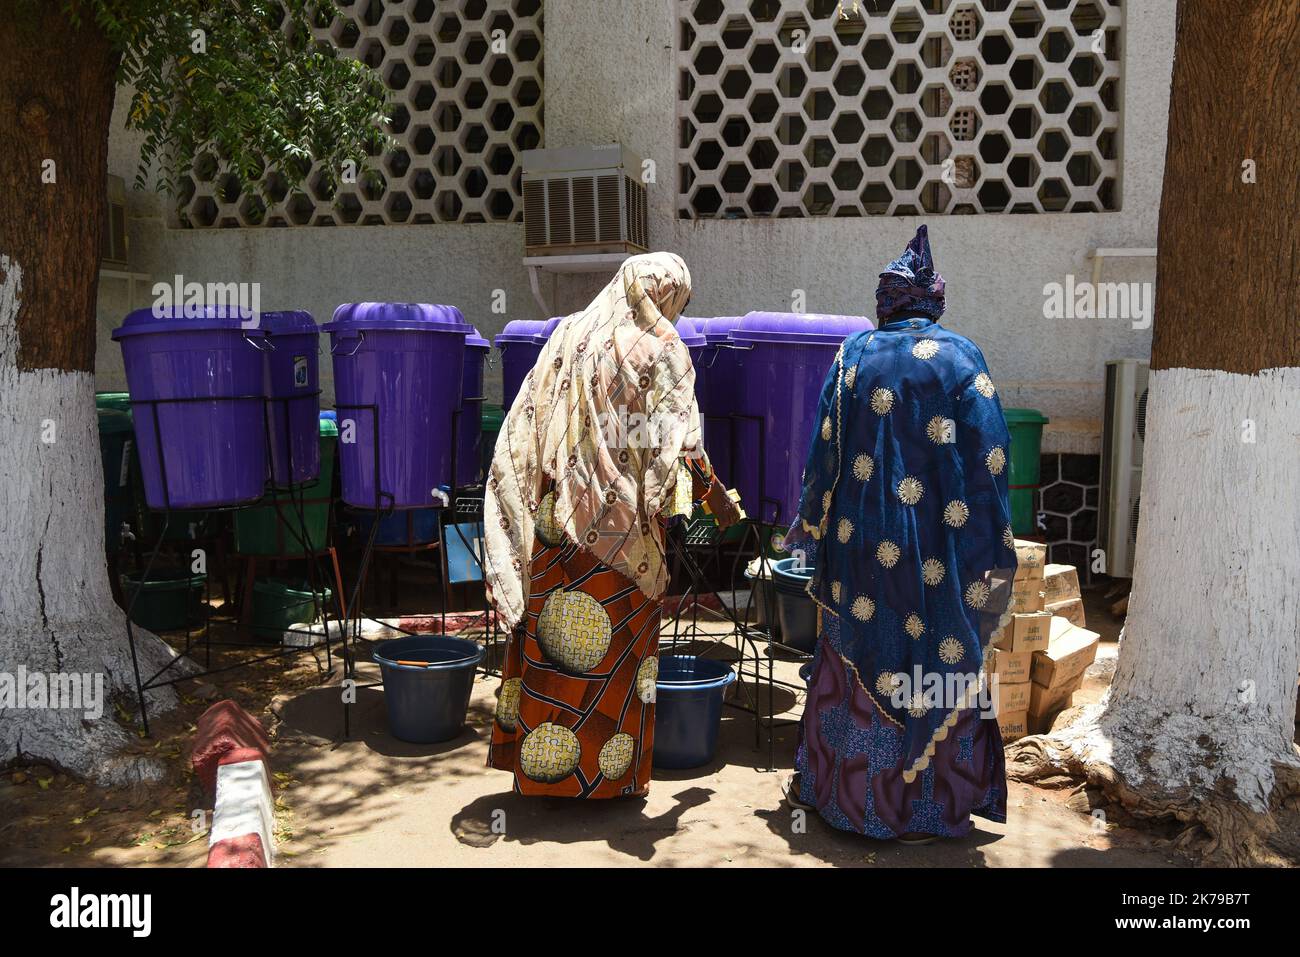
(998, 710, 1028, 741)
(1031, 620, 1100, 689)
(995, 611, 1052, 653)
(1029, 673, 1080, 716)
(986, 647, 1033, 684)
(1045, 596, 1086, 628)
(996, 679, 1031, 716)
(1009, 578, 1045, 614)
(1013, 538, 1047, 581)
(1043, 563, 1081, 604)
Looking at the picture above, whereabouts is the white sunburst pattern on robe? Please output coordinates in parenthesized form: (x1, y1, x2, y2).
(875, 670, 900, 697)
(852, 453, 874, 482)
(938, 636, 965, 665)
(851, 595, 876, 621)
(844, 365, 857, 389)
(830, 580, 843, 602)
(821, 415, 832, 440)
(943, 499, 970, 528)
(907, 693, 928, 718)
(912, 339, 941, 360)
(837, 517, 854, 544)
(897, 475, 924, 506)
(921, 557, 945, 586)
(964, 580, 991, 610)
(974, 372, 996, 398)
(925, 415, 950, 444)
(903, 613, 925, 640)
(986, 445, 1007, 476)
(876, 540, 901, 568)
(1002, 524, 1015, 549)
(870, 387, 894, 415)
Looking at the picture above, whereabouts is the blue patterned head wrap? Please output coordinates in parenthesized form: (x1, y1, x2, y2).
(875, 225, 946, 323)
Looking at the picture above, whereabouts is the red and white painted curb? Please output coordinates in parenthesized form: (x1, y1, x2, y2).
(192, 700, 274, 868)
(208, 750, 275, 868)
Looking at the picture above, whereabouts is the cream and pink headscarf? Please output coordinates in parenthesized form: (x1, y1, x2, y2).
(483, 253, 703, 629)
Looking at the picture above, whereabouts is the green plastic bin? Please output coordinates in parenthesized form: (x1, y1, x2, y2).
(95, 391, 133, 414)
(233, 417, 338, 556)
(480, 404, 505, 477)
(97, 407, 135, 550)
(251, 578, 333, 641)
(1004, 407, 1049, 536)
(120, 570, 207, 631)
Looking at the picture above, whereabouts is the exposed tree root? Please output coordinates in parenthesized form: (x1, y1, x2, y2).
(1007, 703, 1300, 866)
(0, 619, 194, 787)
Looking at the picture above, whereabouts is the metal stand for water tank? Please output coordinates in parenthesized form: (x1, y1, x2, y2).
(121, 392, 345, 736)
(660, 410, 812, 772)
(332, 402, 502, 739)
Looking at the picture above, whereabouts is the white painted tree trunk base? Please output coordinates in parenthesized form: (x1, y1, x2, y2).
(1, 254, 189, 784)
(1008, 366, 1300, 865)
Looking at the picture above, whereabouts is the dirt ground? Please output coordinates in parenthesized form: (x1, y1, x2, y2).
(0, 586, 1196, 869)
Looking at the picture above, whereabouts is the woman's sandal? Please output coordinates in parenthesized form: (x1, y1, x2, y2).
(782, 773, 816, 811)
(894, 832, 940, 846)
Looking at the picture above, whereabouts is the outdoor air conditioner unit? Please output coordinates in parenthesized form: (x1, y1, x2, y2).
(521, 145, 648, 257)
(102, 173, 129, 267)
(1098, 358, 1149, 578)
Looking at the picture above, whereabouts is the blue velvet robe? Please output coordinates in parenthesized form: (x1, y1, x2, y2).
(785, 316, 1016, 837)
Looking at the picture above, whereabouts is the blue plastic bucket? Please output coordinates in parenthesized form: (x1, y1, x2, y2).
(356, 507, 440, 546)
(653, 655, 736, 769)
(772, 557, 817, 652)
(373, 635, 485, 743)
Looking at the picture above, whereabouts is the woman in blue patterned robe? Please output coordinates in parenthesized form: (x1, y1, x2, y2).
(783, 226, 1017, 841)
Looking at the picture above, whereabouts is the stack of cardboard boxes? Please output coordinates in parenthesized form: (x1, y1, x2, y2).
(987, 542, 1101, 741)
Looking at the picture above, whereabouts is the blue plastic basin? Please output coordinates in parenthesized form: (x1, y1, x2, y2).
(653, 655, 736, 769)
(373, 635, 485, 743)
(772, 557, 817, 652)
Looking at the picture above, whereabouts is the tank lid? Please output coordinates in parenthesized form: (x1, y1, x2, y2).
(323, 302, 471, 334)
(112, 305, 271, 339)
(260, 310, 318, 335)
(730, 311, 874, 346)
(1003, 407, 1050, 425)
(690, 315, 746, 345)
(675, 316, 706, 348)
(493, 318, 548, 345)
(466, 325, 490, 350)
(540, 316, 564, 338)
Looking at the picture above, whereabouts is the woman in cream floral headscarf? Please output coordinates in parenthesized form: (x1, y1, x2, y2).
(484, 252, 739, 798)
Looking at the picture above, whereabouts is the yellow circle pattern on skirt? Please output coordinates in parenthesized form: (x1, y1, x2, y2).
(537, 589, 613, 673)
(598, 732, 635, 780)
(495, 677, 522, 731)
(535, 490, 566, 547)
(520, 722, 581, 783)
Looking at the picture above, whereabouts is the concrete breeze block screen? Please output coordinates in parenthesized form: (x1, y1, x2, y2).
(677, 0, 1122, 217)
(177, 0, 544, 227)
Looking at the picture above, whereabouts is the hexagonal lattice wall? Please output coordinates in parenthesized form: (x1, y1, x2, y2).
(177, 0, 544, 227)
(678, 0, 1121, 217)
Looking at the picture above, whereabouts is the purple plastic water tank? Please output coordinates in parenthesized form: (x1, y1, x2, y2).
(457, 327, 490, 486)
(111, 306, 270, 510)
(262, 311, 321, 487)
(729, 312, 874, 524)
(685, 316, 745, 502)
(494, 318, 550, 412)
(324, 303, 470, 510)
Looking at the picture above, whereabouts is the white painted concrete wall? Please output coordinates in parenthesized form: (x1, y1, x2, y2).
(95, 0, 1175, 451)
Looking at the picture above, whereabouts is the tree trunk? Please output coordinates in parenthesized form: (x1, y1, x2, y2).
(0, 3, 182, 783)
(1007, 1, 1300, 864)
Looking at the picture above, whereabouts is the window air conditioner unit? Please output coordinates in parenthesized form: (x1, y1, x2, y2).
(102, 174, 129, 267)
(1098, 358, 1149, 578)
(521, 145, 648, 257)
